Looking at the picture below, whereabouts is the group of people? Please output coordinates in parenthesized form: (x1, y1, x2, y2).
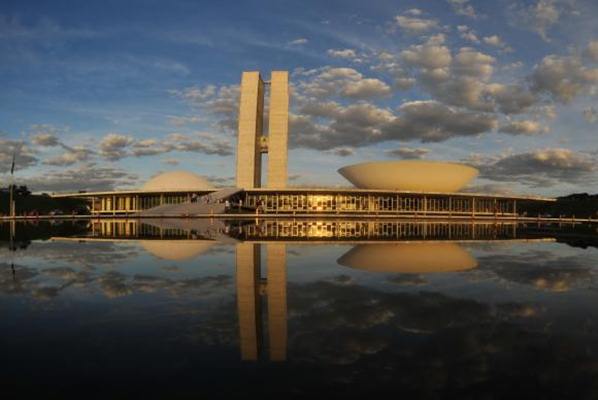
(189, 193, 244, 212)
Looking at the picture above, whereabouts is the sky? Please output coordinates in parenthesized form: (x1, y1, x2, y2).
(1, 0, 597, 196)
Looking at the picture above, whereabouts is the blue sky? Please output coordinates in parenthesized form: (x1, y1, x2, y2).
(1, 0, 597, 195)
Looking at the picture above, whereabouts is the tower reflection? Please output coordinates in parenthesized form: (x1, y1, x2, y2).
(236, 242, 287, 361)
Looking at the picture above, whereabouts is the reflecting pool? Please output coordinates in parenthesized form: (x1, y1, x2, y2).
(2, 219, 598, 398)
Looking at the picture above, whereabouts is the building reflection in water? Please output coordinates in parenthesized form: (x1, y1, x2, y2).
(49, 218, 557, 362)
(236, 242, 287, 361)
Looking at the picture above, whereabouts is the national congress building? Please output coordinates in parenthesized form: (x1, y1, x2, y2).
(52, 71, 554, 217)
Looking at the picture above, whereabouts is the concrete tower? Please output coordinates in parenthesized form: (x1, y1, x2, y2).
(235, 71, 289, 189)
(236, 72, 264, 189)
(266, 71, 289, 189)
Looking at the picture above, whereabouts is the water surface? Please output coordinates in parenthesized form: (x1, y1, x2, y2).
(2, 219, 598, 398)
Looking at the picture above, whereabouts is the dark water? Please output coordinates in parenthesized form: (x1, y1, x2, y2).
(2, 219, 598, 398)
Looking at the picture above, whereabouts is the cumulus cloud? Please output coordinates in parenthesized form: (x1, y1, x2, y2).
(29, 124, 63, 145)
(452, 47, 495, 79)
(99, 133, 134, 161)
(31, 132, 60, 147)
(511, 0, 580, 42)
(44, 147, 94, 166)
(394, 13, 440, 35)
(457, 25, 479, 43)
(447, 0, 478, 18)
(382, 100, 497, 142)
(530, 52, 598, 102)
(167, 132, 234, 156)
(371, 52, 416, 90)
(483, 35, 513, 52)
(385, 147, 430, 159)
(484, 84, 537, 114)
(401, 44, 538, 114)
(15, 163, 138, 192)
(329, 147, 355, 157)
(297, 67, 392, 99)
(401, 42, 452, 70)
(291, 102, 394, 149)
(327, 48, 357, 59)
(473, 148, 597, 187)
(95, 132, 233, 161)
(499, 120, 548, 135)
(292, 98, 498, 150)
(170, 84, 240, 133)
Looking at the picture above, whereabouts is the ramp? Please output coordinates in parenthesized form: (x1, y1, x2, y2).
(139, 187, 244, 216)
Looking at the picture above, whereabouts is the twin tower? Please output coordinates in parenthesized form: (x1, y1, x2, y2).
(235, 71, 289, 189)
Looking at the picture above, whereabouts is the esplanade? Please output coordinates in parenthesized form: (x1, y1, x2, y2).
(51, 70, 555, 217)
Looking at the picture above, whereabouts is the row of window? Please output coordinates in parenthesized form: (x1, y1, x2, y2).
(238, 220, 518, 240)
(244, 193, 516, 214)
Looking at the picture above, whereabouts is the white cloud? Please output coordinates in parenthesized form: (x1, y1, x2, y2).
(99, 133, 134, 161)
(530, 52, 598, 102)
(329, 147, 355, 157)
(511, 0, 571, 41)
(288, 38, 308, 46)
(341, 78, 392, 98)
(30, 132, 60, 147)
(170, 84, 240, 133)
(447, 0, 478, 18)
(499, 120, 548, 135)
(457, 25, 479, 43)
(327, 48, 357, 59)
(483, 35, 513, 52)
(15, 163, 138, 192)
(394, 14, 440, 35)
(473, 148, 597, 187)
(385, 147, 430, 159)
(297, 67, 392, 100)
(44, 147, 93, 166)
(401, 43, 452, 69)
(381, 100, 497, 142)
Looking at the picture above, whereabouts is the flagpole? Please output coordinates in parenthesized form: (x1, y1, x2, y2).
(9, 145, 16, 218)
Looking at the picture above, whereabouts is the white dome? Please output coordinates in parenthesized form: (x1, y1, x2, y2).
(142, 171, 214, 192)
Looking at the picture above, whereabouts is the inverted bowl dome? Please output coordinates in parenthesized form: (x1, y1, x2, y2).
(142, 171, 214, 192)
(140, 240, 214, 261)
(337, 243, 478, 274)
(338, 160, 478, 192)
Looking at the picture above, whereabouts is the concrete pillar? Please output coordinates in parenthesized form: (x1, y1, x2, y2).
(236, 242, 262, 361)
(267, 243, 287, 361)
(236, 72, 264, 189)
(267, 71, 289, 189)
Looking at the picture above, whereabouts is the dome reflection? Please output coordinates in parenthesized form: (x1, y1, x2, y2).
(140, 240, 214, 261)
(337, 242, 478, 273)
